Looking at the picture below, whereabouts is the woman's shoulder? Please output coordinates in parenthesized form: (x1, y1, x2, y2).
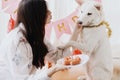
(2, 23, 27, 47)
(13, 24, 28, 44)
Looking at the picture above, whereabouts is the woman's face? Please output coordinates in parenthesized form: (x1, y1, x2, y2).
(46, 10, 52, 24)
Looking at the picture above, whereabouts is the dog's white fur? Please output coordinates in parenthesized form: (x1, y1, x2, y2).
(78, 1, 104, 26)
(64, 1, 113, 80)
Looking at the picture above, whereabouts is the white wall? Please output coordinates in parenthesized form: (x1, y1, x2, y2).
(102, 0, 120, 58)
(102, 0, 120, 45)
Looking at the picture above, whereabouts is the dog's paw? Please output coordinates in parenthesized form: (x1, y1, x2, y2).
(57, 41, 72, 49)
(57, 41, 77, 50)
(57, 45, 65, 50)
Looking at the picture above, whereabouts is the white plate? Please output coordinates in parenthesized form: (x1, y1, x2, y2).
(57, 54, 89, 67)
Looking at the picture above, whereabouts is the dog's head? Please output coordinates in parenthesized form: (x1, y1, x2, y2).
(77, 1, 104, 27)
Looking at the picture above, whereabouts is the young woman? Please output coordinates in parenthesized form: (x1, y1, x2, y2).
(0, 0, 68, 80)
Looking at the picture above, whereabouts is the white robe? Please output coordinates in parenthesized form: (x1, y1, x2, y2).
(0, 23, 51, 80)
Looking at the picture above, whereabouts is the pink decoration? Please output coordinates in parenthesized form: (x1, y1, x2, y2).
(94, 0, 102, 3)
(66, 8, 79, 28)
(2, 0, 21, 19)
(2, 0, 102, 39)
(44, 8, 79, 39)
(53, 19, 71, 38)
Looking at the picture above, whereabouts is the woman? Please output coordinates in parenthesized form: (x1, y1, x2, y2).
(0, 0, 68, 80)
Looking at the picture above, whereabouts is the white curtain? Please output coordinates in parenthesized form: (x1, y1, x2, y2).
(0, 12, 10, 44)
(102, 0, 120, 59)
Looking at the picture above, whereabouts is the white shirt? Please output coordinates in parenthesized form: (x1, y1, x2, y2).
(0, 23, 51, 80)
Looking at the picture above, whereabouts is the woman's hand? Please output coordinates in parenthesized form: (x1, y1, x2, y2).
(47, 64, 69, 77)
(45, 48, 64, 64)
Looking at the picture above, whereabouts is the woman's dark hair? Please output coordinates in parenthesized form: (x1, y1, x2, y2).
(15, 0, 48, 68)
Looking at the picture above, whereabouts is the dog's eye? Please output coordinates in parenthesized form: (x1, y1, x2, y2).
(87, 13, 92, 15)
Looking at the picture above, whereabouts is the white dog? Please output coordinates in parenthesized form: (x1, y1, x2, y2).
(63, 1, 113, 80)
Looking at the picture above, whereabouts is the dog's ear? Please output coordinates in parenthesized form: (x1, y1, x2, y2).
(95, 5, 101, 11)
(94, 3, 102, 11)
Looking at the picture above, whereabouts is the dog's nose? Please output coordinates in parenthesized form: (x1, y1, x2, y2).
(79, 21, 83, 24)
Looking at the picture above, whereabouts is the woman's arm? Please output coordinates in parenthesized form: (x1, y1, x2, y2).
(44, 38, 65, 63)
